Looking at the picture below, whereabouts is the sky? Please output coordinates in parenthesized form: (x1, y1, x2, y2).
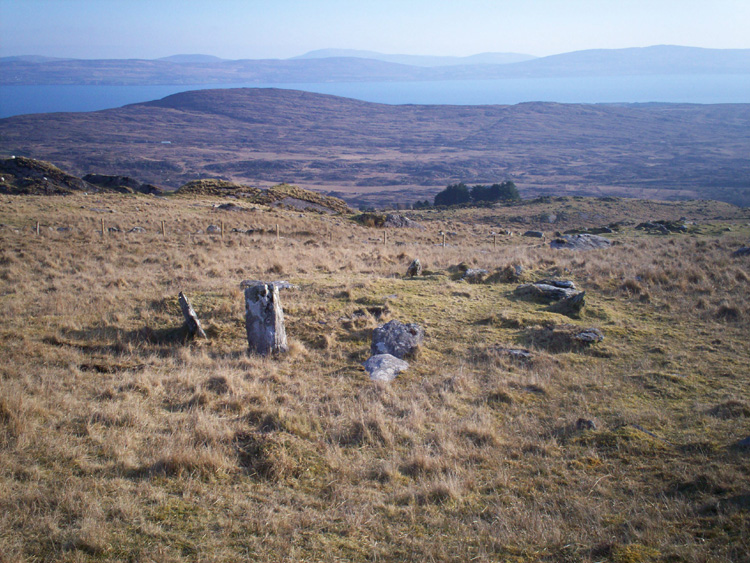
(1, 0, 749, 60)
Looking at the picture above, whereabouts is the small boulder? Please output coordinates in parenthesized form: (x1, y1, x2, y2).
(206, 224, 222, 234)
(576, 418, 597, 431)
(515, 282, 580, 302)
(494, 347, 533, 361)
(406, 258, 422, 277)
(128, 226, 146, 233)
(371, 320, 424, 359)
(733, 246, 750, 257)
(364, 354, 409, 382)
(574, 327, 604, 343)
(523, 230, 545, 238)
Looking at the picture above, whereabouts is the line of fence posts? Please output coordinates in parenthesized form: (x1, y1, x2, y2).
(28, 221, 502, 249)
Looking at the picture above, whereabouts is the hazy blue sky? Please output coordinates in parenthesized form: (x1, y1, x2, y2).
(1, 0, 749, 59)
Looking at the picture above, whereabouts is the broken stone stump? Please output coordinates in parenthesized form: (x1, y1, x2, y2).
(406, 258, 422, 277)
(549, 290, 586, 317)
(371, 320, 424, 359)
(178, 292, 207, 339)
(364, 354, 409, 382)
(244, 282, 288, 355)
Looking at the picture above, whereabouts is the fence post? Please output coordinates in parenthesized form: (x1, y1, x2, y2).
(101, 218, 105, 238)
(221, 220, 224, 239)
(161, 220, 166, 237)
(383, 230, 387, 245)
(493, 234, 497, 249)
(36, 221, 40, 236)
(276, 224, 280, 241)
(442, 232, 446, 248)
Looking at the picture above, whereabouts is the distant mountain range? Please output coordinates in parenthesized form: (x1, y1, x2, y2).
(1, 87, 748, 206)
(291, 49, 537, 67)
(1, 46, 748, 85)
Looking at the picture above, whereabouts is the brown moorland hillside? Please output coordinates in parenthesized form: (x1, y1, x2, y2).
(1, 88, 749, 207)
(0, 192, 749, 561)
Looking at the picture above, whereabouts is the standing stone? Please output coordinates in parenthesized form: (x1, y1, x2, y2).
(406, 258, 422, 277)
(244, 282, 288, 355)
(178, 292, 207, 339)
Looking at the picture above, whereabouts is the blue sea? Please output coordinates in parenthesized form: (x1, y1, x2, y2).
(1, 74, 750, 118)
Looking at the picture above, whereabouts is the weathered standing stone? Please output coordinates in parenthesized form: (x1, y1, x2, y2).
(244, 282, 288, 355)
(371, 320, 424, 359)
(178, 291, 207, 339)
(364, 354, 410, 382)
(406, 258, 422, 277)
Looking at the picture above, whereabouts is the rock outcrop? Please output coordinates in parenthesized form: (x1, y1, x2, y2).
(550, 234, 612, 250)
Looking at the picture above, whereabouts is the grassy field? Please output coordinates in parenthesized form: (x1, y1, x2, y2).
(1, 193, 749, 562)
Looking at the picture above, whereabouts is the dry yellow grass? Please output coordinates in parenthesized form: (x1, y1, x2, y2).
(0, 193, 749, 562)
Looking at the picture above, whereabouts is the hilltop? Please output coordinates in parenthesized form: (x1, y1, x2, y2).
(1, 88, 749, 207)
(0, 156, 351, 213)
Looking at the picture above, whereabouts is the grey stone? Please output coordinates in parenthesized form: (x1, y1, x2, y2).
(574, 328, 604, 343)
(371, 320, 424, 359)
(576, 418, 597, 431)
(178, 291, 207, 339)
(240, 279, 296, 291)
(385, 214, 424, 229)
(244, 282, 288, 355)
(733, 246, 750, 257)
(549, 291, 586, 316)
(550, 234, 611, 250)
(406, 258, 422, 277)
(536, 279, 576, 289)
(206, 224, 222, 234)
(364, 354, 409, 382)
(495, 347, 533, 361)
(463, 268, 489, 283)
(523, 230, 545, 238)
(515, 283, 580, 302)
(735, 436, 750, 448)
(128, 226, 145, 233)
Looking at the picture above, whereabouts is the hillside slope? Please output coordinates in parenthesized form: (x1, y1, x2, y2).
(1, 88, 749, 206)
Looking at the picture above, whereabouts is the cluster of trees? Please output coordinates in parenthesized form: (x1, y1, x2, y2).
(432, 181, 519, 207)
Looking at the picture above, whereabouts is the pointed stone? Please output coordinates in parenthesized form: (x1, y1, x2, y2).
(178, 292, 207, 339)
